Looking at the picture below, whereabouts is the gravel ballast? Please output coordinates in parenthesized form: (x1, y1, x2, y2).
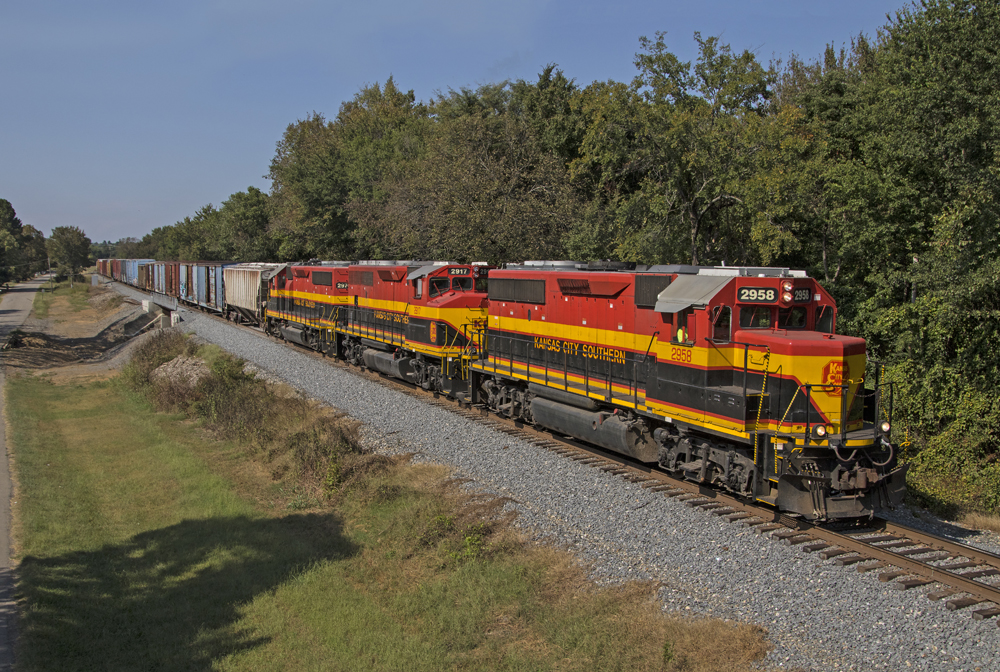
(109, 284, 1000, 671)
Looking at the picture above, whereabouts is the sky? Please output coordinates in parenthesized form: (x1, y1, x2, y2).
(1, 0, 909, 244)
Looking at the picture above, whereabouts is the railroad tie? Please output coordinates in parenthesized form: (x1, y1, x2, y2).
(958, 568, 1000, 580)
(852, 534, 898, 543)
(770, 529, 804, 540)
(782, 535, 814, 546)
(946, 597, 987, 611)
(971, 606, 1000, 621)
(834, 555, 871, 566)
(817, 548, 850, 560)
(927, 588, 962, 601)
(674, 494, 703, 502)
(894, 546, 935, 557)
(856, 561, 888, 573)
(878, 570, 910, 582)
(894, 578, 935, 590)
(940, 560, 983, 571)
(801, 542, 831, 553)
(724, 512, 753, 521)
(755, 523, 785, 535)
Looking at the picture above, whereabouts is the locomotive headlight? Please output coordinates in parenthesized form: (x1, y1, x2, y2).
(782, 281, 793, 292)
(813, 425, 827, 438)
(782, 292, 793, 303)
(880, 421, 891, 434)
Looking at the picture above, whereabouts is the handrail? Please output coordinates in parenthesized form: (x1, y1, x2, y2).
(793, 380, 896, 446)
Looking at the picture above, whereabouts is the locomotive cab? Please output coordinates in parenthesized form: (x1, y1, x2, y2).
(341, 261, 493, 396)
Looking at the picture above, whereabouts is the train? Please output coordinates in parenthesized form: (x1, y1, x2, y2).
(96, 257, 908, 522)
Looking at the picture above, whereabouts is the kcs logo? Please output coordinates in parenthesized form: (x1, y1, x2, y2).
(821, 361, 848, 396)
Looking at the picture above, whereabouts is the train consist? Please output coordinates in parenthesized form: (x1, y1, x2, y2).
(97, 258, 907, 521)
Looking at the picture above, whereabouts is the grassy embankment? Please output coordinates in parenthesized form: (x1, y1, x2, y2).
(29, 276, 95, 319)
(8, 327, 770, 671)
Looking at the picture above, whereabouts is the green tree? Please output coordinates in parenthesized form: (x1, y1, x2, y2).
(572, 33, 788, 265)
(0, 199, 24, 283)
(47, 226, 92, 286)
(348, 112, 578, 263)
(217, 187, 276, 262)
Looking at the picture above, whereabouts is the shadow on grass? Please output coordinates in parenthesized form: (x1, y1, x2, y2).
(17, 513, 355, 671)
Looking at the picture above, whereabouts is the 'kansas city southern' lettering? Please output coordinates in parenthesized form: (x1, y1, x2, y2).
(533, 336, 626, 365)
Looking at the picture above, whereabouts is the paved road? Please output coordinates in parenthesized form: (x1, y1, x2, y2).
(0, 276, 49, 670)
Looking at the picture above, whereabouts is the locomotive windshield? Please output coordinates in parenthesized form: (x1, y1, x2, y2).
(452, 277, 472, 291)
(429, 277, 450, 298)
(778, 306, 807, 329)
(739, 306, 772, 328)
(816, 305, 835, 333)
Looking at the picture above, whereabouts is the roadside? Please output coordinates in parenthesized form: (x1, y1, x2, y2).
(0, 276, 59, 671)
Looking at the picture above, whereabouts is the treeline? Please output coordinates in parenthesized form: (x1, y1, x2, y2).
(121, 1, 1000, 512)
(0, 200, 49, 283)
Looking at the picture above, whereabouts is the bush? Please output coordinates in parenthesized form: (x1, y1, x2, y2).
(121, 340, 364, 501)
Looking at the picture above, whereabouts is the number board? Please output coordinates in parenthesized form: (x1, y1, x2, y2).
(449, 267, 470, 275)
(738, 287, 777, 303)
(793, 288, 811, 303)
(335, 282, 348, 290)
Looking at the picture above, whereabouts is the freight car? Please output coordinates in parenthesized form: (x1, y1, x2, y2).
(468, 261, 906, 521)
(223, 263, 286, 326)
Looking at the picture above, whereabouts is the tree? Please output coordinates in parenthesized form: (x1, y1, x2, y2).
(0, 199, 23, 283)
(47, 226, 92, 286)
(217, 187, 276, 262)
(347, 112, 578, 263)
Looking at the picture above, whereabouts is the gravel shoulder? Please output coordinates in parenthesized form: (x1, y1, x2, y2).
(108, 282, 1000, 672)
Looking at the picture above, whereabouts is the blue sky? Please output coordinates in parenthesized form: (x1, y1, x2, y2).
(2, 0, 908, 244)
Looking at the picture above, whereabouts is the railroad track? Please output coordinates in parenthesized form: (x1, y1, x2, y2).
(203, 304, 1000, 627)
(410, 385, 1000, 627)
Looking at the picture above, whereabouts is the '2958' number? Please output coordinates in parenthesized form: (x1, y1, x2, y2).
(738, 287, 776, 303)
(670, 347, 692, 363)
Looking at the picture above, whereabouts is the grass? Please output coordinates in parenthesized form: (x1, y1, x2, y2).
(8, 343, 772, 671)
(961, 512, 1000, 535)
(31, 277, 95, 319)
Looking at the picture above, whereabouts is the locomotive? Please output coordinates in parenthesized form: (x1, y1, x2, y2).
(97, 257, 906, 521)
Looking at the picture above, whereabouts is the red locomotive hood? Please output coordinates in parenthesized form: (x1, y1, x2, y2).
(732, 329, 866, 358)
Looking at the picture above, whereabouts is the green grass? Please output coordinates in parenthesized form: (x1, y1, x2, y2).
(31, 278, 93, 318)
(9, 370, 770, 671)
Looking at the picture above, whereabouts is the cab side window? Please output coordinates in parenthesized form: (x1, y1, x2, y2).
(712, 306, 731, 342)
(413, 278, 422, 299)
(673, 309, 694, 343)
(452, 277, 472, 291)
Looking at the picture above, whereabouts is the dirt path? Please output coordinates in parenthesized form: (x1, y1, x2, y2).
(0, 276, 50, 670)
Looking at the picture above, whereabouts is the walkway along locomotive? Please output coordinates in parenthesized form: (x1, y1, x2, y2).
(97, 258, 906, 521)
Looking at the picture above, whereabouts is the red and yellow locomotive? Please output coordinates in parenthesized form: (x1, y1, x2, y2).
(266, 260, 492, 397)
(469, 261, 906, 521)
